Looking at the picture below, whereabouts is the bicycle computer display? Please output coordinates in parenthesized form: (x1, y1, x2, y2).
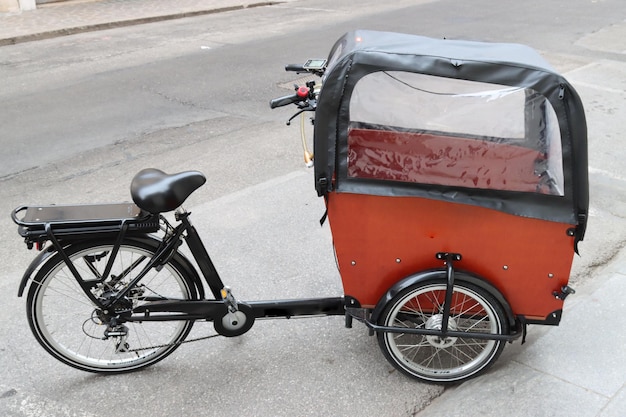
(303, 59, 326, 70)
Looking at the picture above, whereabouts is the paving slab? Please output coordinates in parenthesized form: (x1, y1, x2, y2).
(420, 361, 608, 417)
(515, 271, 626, 398)
(599, 385, 626, 417)
(418, 250, 626, 417)
(575, 20, 626, 55)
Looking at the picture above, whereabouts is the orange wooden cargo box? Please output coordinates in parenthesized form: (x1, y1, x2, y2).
(313, 30, 589, 326)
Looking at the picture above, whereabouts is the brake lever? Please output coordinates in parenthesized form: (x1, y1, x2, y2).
(286, 102, 316, 126)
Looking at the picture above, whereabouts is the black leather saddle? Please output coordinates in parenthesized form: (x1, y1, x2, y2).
(131, 168, 206, 214)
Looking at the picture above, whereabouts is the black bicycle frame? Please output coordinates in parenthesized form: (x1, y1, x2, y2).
(81, 210, 347, 322)
(19, 204, 519, 342)
(177, 211, 225, 299)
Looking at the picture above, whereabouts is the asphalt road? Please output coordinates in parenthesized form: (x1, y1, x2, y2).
(1, 0, 625, 416)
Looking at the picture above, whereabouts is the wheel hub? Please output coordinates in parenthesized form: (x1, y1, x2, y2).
(95, 291, 133, 323)
(425, 314, 458, 348)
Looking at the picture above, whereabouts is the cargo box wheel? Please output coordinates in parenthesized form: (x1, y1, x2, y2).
(377, 279, 509, 384)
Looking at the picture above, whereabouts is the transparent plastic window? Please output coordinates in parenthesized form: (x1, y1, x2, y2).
(348, 71, 564, 195)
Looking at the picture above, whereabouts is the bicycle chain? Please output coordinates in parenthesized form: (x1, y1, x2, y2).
(125, 333, 221, 353)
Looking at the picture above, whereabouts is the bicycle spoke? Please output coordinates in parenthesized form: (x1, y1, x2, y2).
(29, 241, 195, 372)
(380, 281, 506, 382)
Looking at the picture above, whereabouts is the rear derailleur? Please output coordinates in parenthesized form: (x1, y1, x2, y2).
(104, 323, 130, 353)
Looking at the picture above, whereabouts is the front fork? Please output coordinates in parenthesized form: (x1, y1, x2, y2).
(436, 252, 462, 336)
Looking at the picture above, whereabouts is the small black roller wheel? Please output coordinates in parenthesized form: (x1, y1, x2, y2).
(214, 304, 255, 337)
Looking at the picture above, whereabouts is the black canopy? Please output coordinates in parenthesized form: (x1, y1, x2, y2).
(313, 30, 588, 241)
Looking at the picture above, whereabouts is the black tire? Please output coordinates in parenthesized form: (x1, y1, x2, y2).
(377, 279, 509, 384)
(26, 238, 198, 373)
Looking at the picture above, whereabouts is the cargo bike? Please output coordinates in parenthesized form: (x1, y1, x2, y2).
(11, 31, 588, 384)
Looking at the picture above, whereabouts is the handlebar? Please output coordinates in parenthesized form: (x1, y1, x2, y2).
(269, 93, 302, 109)
(269, 85, 311, 109)
(284, 59, 326, 76)
(285, 64, 306, 72)
(271, 60, 325, 168)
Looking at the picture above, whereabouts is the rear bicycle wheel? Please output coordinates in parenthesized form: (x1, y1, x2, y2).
(377, 279, 509, 384)
(26, 238, 197, 373)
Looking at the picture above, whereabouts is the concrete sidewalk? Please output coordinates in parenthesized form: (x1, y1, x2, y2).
(0, 0, 291, 46)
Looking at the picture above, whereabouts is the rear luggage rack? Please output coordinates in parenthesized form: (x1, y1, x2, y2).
(12, 203, 160, 245)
